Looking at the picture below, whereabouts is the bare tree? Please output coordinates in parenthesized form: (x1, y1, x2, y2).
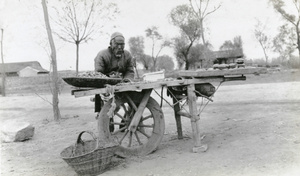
(220, 36, 243, 51)
(42, 0, 61, 121)
(128, 36, 145, 77)
(140, 54, 153, 71)
(170, 4, 201, 70)
(189, 43, 214, 69)
(254, 20, 272, 65)
(145, 26, 171, 71)
(270, 0, 300, 62)
(233, 36, 243, 50)
(189, 0, 221, 46)
(128, 36, 145, 60)
(219, 40, 234, 51)
(0, 28, 5, 96)
(157, 55, 175, 71)
(273, 24, 297, 63)
(53, 0, 119, 75)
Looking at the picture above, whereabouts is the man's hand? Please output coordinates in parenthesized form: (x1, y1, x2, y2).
(100, 93, 113, 102)
(121, 78, 132, 83)
(100, 84, 115, 102)
(108, 71, 122, 78)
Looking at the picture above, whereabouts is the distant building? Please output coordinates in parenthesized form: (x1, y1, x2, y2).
(191, 48, 244, 69)
(211, 49, 244, 69)
(0, 61, 49, 77)
(213, 49, 244, 64)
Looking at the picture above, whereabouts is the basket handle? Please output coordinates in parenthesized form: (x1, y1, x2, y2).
(76, 131, 97, 146)
(70, 131, 98, 157)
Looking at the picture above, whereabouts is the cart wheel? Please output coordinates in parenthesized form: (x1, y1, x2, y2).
(100, 92, 165, 157)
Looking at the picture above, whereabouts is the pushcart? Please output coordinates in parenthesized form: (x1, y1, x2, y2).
(64, 68, 265, 157)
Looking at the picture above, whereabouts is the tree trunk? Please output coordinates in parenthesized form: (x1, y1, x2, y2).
(296, 24, 300, 64)
(262, 47, 268, 65)
(258, 40, 268, 65)
(152, 59, 157, 71)
(42, 0, 61, 121)
(200, 19, 206, 45)
(185, 55, 189, 70)
(1, 28, 6, 96)
(76, 42, 79, 76)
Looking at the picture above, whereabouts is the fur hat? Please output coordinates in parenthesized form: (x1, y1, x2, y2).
(110, 32, 125, 44)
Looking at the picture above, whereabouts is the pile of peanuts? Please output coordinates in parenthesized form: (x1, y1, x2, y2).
(77, 71, 108, 78)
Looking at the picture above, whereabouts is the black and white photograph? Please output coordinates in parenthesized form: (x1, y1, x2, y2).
(1, 0, 300, 175)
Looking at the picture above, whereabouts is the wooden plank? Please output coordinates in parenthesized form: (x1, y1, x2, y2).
(187, 84, 201, 146)
(128, 89, 152, 133)
(176, 111, 191, 118)
(187, 84, 208, 152)
(172, 97, 183, 139)
(178, 67, 267, 77)
(73, 77, 224, 97)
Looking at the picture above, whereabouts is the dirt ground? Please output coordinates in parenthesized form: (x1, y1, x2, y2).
(1, 80, 300, 176)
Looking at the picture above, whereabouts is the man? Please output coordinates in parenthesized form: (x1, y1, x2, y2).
(94, 32, 135, 130)
(94, 32, 135, 81)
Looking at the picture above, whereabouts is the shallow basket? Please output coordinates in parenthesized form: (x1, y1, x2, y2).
(60, 131, 117, 176)
(62, 77, 122, 88)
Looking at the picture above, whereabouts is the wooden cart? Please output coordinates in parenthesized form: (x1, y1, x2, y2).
(68, 68, 265, 157)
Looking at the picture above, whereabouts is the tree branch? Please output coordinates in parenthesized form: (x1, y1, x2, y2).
(79, 0, 95, 41)
(203, 3, 221, 18)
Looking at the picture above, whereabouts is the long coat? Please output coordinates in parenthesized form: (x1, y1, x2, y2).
(94, 47, 134, 80)
(94, 47, 135, 112)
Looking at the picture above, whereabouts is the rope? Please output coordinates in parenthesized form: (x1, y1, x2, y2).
(104, 85, 116, 118)
(153, 88, 174, 108)
(160, 86, 164, 108)
(154, 87, 190, 114)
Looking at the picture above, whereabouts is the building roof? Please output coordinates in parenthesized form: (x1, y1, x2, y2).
(213, 49, 244, 59)
(19, 66, 49, 73)
(0, 61, 48, 73)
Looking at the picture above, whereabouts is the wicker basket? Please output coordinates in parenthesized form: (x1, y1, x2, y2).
(60, 131, 118, 176)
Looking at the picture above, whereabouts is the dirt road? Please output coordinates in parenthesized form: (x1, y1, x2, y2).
(1, 81, 300, 176)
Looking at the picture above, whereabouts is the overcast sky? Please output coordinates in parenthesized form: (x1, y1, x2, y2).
(0, 0, 288, 71)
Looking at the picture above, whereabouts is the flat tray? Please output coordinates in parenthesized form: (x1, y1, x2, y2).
(63, 77, 122, 88)
(178, 67, 267, 78)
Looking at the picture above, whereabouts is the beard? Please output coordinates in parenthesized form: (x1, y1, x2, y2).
(113, 48, 124, 58)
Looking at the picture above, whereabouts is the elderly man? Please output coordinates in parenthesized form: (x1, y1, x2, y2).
(94, 32, 135, 131)
(94, 32, 135, 81)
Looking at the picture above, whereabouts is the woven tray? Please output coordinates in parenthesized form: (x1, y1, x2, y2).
(63, 77, 122, 88)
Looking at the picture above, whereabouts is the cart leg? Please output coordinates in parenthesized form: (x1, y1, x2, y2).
(187, 84, 208, 153)
(172, 97, 183, 139)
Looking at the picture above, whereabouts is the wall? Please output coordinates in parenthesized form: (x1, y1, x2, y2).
(18, 67, 38, 77)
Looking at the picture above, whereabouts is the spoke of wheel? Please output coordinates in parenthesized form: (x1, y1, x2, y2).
(112, 126, 127, 135)
(119, 130, 129, 144)
(122, 104, 131, 120)
(138, 124, 154, 128)
(125, 94, 138, 111)
(141, 114, 153, 122)
(115, 112, 126, 121)
(134, 131, 142, 145)
(110, 122, 125, 125)
(121, 104, 127, 111)
(137, 128, 150, 138)
(128, 131, 133, 147)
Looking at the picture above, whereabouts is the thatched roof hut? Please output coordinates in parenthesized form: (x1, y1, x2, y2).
(213, 49, 244, 64)
(213, 49, 243, 59)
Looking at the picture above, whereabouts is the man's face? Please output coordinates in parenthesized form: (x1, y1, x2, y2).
(111, 37, 125, 58)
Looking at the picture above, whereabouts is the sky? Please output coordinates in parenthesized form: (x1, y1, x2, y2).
(0, 0, 290, 71)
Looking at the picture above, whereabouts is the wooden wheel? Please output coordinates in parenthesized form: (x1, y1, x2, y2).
(98, 91, 165, 157)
